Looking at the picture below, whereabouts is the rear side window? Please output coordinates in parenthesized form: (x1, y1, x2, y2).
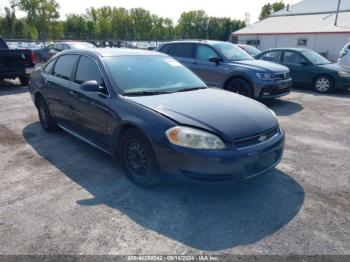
(43, 59, 56, 74)
(159, 44, 171, 54)
(195, 45, 218, 60)
(53, 55, 79, 81)
(261, 51, 282, 63)
(168, 44, 194, 58)
(75, 56, 103, 85)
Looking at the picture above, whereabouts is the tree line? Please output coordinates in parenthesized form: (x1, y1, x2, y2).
(0, 0, 246, 41)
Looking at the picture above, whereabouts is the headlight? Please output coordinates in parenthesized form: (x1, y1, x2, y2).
(256, 72, 273, 81)
(338, 71, 350, 78)
(166, 126, 226, 150)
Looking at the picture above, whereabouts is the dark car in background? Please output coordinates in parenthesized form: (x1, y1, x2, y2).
(155, 40, 292, 99)
(236, 44, 262, 57)
(0, 37, 36, 85)
(256, 48, 350, 93)
(29, 48, 284, 187)
(48, 41, 95, 59)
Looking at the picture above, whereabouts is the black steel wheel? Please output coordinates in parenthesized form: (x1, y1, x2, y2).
(226, 78, 252, 97)
(38, 98, 59, 132)
(120, 129, 159, 187)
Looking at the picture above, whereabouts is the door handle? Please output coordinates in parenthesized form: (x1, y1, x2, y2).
(69, 90, 78, 98)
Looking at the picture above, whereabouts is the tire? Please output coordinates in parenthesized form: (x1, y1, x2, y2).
(37, 98, 59, 132)
(314, 75, 334, 93)
(19, 76, 30, 86)
(225, 78, 253, 98)
(120, 128, 159, 187)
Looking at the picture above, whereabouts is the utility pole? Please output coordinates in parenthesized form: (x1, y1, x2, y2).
(335, 0, 341, 26)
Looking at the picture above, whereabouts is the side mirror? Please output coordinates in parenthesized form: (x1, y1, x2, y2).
(80, 80, 101, 92)
(209, 56, 222, 64)
(300, 61, 309, 66)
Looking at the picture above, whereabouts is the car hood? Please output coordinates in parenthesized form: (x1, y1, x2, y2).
(228, 59, 289, 73)
(125, 88, 278, 141)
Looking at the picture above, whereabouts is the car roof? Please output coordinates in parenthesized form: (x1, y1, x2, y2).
(265, 47, 310, 52)
(58, 48, 168, 58)
(160, 40, 228, 46)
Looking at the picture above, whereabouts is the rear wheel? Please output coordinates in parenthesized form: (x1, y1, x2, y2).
(314, 75, 333, 93)
(19, 76, 30, 86)
(38, 98, 59, 132)
(225, 78, 252, 98)
(120, 129, 159, 187)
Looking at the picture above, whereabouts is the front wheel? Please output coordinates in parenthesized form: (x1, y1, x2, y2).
(314, 75, 333, 93)
(120, 129, 159, 187)
(225, 78, 252, 98)
(38, 98, 59, 132)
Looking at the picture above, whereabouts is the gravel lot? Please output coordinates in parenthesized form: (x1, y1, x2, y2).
(0, 79, 349, 255)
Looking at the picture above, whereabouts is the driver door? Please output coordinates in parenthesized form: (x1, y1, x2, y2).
(191, 44, 226, 87)
(69, 55, 115, 147)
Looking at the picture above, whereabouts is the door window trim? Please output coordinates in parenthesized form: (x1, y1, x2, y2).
(73, 54, 111, 98)
(282, 51, 310, 65)
(194, 44, 221, 61)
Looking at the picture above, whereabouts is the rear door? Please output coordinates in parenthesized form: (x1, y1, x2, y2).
(70, 55, 115, 146)
(43, 54, 79, 128)
(192, 44, 225, 87)
(282, 51, 312, 85)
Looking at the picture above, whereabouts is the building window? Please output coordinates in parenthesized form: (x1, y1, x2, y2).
(246, 40, 260, 46)
(297, 39, 307, 46)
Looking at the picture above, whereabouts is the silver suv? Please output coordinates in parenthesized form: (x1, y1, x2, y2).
(156, 40, 292, 99)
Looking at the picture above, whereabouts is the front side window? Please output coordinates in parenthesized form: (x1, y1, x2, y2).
(53, 55, 79, 81)
(168, 44, 194, 58)
(75, 56, 103, 85)
(195, 45, 218, 61)
(43, 59, 56, 74)
(261, 51, 282, 63)
(283, 51, 308, 65)
(302, 51, 330, 65)
(214, 42, 253, 61)
(104, 56, 206, 95)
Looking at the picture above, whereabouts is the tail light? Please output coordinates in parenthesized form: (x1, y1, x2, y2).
(30, 51, 36, 65)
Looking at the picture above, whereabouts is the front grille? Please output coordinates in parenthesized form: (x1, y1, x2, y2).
(244, 149, 281, 178)
(271, 72, 291, 81)
(235, 126, 280, 148)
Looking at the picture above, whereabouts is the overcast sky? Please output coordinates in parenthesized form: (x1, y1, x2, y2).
(0, 0, 301, 23)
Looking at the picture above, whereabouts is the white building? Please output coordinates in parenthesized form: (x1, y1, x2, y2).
(231, 0, 350, 61)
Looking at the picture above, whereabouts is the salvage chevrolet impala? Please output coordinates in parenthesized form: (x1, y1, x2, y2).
(29, 49, 285, 187)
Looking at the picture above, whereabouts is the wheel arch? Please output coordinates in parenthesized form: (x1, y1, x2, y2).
(313, 74, 334, 86)
(223, 74, 254, 91)
(112, 122, 155, 157)
(34, 92, 45, 108)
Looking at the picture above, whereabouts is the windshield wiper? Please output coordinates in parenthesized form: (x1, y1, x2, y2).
(173, 87, 207, 93)
(124, 90, 171, 96)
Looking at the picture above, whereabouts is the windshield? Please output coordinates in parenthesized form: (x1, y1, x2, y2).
(104, 56, 207, 95)
(241, 45, 261, 56)
(70, 42, 95, 49)
(214, 42, 254, 61)
(302, 51, 330, 65)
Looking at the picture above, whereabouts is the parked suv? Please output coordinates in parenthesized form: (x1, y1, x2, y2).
(155, 40, 292, 99)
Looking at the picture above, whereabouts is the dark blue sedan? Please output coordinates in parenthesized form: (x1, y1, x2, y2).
(29, 48, 285, 187)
